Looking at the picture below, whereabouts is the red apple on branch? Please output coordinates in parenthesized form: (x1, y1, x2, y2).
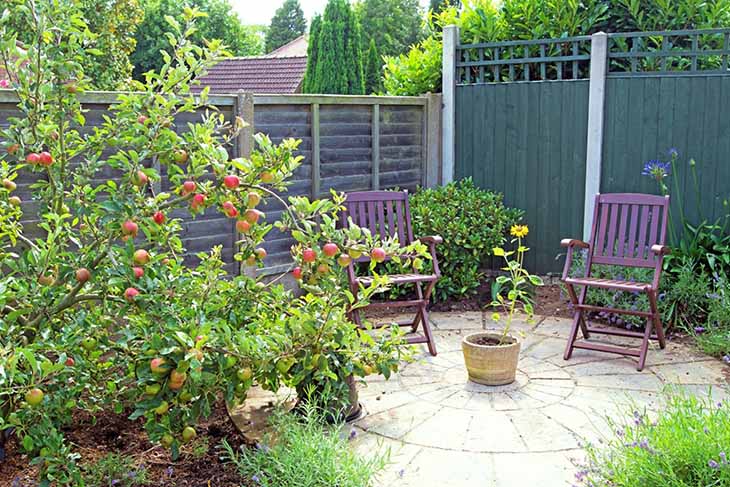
(223, 174, 240, 189)
(133, 249, 150, 265)
(133, 267, 144, 279)
(122, 220, 138, 237)
(322, 243, 338, 257)
(124, 287, 140, 302)
(371, 247, 387, 263)
(25, 152, 40, 164)
(153, 211, 165, 224)
(236, 219, 251, 234)
(302, 248, 316, 263)
(75, 268, 91, 283)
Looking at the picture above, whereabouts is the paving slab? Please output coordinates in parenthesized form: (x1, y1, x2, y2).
(353, 314, 729, 487)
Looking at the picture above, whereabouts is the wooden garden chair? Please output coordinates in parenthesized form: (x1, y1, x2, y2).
(341, 191, 441, 356)
(561, 193, 671, 371)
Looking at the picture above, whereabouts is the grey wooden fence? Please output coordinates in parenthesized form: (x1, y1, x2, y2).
(1, 91, 442, 276)
(443, 27, 730, 274)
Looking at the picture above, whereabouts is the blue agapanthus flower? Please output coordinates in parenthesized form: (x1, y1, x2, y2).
(642, 160, 671, 182)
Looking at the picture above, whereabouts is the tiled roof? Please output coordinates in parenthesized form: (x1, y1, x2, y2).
(193, 56, 308, 94)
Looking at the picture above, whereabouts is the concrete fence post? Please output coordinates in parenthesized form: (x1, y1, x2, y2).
(583, 32, 608, 240)
(371, 104, 380, 190)
(442, 25, 459, 185)
(424, 92, 443, 187)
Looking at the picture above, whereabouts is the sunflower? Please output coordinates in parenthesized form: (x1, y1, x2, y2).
(510, 224, 529, 238)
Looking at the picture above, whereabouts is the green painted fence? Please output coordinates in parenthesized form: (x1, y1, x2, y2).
(455, 81, 589, 272)
(453, 28, 730, 274)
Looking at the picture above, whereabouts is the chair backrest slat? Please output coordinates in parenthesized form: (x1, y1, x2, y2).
(342, 191, 412, 252)
(588, 193, 670, 270)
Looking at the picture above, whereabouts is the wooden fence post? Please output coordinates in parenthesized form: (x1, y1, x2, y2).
(236, 91, 255, 276)
(311, 103, 321, 199)
(442, 25, 459, 185)
(584, 32, 608, 240)
(425, 92, 442, 187)
(371, 104, 380, 190)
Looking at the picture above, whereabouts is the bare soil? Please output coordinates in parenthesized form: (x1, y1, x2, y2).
(0, 402, 250, 487)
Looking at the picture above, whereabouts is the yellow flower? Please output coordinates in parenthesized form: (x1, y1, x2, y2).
(510, 225, 529, 238)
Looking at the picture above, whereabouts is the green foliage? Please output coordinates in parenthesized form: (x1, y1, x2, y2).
(304, 0, 365, 94)
(265, 0, 307, 53)
(0, 2, 408, 484)
(301, 15, 322, 94)
(695, 272, 730, 358)
(364, 39, 382, 94)
(382, 35, 442, 96)
(221, 402, 388, 487)
(490, 224, 543, 342)
(384, 0, 730, 95)
(579, 393, 730, 486)
(354, 0, 424, 57)
(408, 179, 523, 302)
(4, 0, 144, 90)
(131, 0, 264, 79)
(82, 453, 150, 486)
(430, 0, 461, 16)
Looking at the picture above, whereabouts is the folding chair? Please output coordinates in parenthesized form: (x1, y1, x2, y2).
(341, 191, 441, 356)
(561, 193, 671, 371)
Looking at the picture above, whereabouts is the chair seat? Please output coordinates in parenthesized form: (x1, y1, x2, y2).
(564, 276, 653, 292)
(358, 273, 438, 286)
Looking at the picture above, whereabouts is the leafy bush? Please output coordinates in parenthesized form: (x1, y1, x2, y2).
(221, 401, 388, 487)
(695, 272, 730, 359)
(578, 393, 730, 486)
(382, 35, 443, 96)
(408, 179, 522, 301)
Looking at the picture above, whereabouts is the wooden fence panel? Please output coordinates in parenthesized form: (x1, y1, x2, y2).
(455, 81, 589, 273)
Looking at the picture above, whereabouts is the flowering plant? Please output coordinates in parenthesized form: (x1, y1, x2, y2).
(490, 225, 543, 344)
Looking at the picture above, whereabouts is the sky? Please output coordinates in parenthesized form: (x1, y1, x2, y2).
(231, 0, 432, 26)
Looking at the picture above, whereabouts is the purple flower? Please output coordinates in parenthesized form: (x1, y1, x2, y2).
(723, 355, 730, 364)
(704, 426, 710, 434)
(642, 160, 671, 182)
(694, 326, 705, 334)
(639, 438, 650, 449)
(166, 466, 174, 477)
(616, 428, 624, 437)
(668, 148, 679, 158)
(111, 481, 119, 486)
(252, 474, 261, 484)
(709, 459, 719, 469)
(720, 452, 727, 463)
(349, 429, 357, 440)
(398, 469, 405, 478)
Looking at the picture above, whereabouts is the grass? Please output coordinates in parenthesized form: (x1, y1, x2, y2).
(578, 392, 730, 487)
(221, 402, 388, 487)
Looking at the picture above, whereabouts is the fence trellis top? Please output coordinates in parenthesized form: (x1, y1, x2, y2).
(455, 28, 730, 85)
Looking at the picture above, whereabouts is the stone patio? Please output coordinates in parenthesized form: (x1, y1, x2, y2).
(350, 312, 730, 487)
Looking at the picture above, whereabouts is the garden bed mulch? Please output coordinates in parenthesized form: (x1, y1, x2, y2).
(0, 401, 251, 487)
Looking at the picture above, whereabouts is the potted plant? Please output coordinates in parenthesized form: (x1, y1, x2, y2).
(462, 225, 543, 385)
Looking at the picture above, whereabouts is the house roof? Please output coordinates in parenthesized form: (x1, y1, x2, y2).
(266, 35, 308, 58)
(194, 55, 308, 94)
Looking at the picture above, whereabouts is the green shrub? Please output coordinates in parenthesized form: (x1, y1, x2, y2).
(82, 453, 149, 487)
(221, 402, 387, 487)
(382, 35, 442, 96)
(579, 392, 730, 487)
(408, 178, 523, 302)
(695, 272, 730, 358)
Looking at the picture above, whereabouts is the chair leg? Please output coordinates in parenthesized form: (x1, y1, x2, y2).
(636, 316, 655, 372)
(563, 309, 584, 361)
(419, 303, 437, 356)
(565, 283, 590, 339)
(412, 282, 425, 333)
(647, 290, 666, 350)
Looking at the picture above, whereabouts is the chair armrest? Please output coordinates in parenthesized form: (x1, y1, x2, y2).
(418, 235, 443, 245)
(650, 244, 671, 256)
(561, 238, 590, 249)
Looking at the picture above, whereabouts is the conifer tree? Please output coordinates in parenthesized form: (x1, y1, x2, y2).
(306, 0, 364, 94)
(302, 15, 322, 93)
(364, 39, 382, 94)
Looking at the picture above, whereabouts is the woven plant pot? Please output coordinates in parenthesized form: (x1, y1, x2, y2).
(462, 332, 521, 386)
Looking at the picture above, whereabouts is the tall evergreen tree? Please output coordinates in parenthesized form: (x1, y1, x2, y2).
(355, 0, 423, 58)
(306, 0, 364, 95)
(302, 15, 322, 93)
(364, 39, 382, 94)
(265, 0, 307, 53)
